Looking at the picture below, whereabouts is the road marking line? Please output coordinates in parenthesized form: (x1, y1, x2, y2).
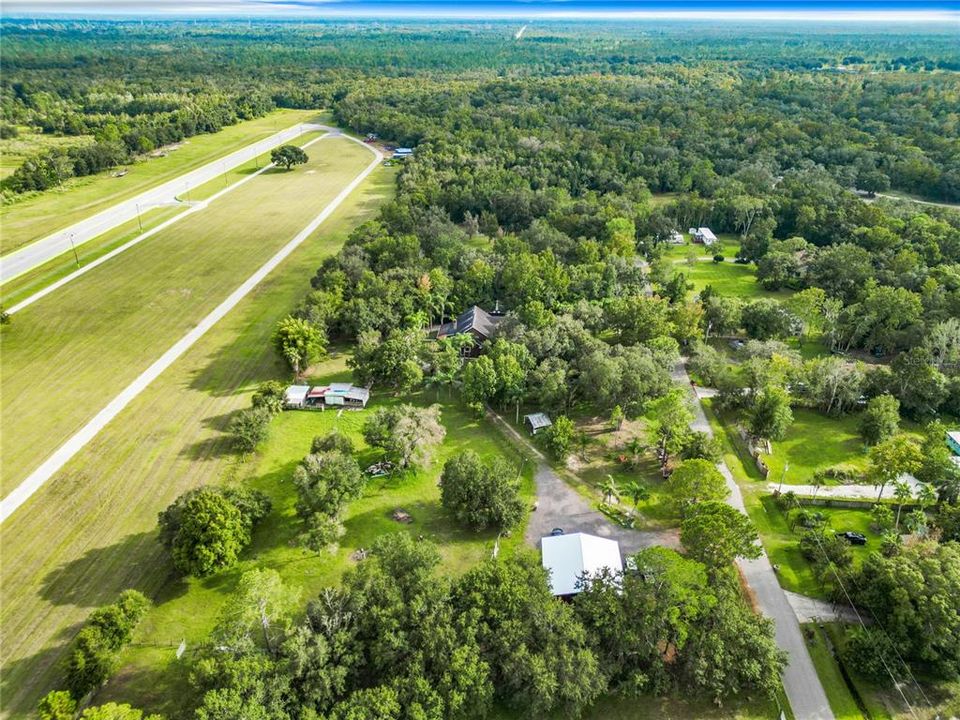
(0, 137, 383, 524)
(0, 121, 328, 280)
(6, 133, 330, 315)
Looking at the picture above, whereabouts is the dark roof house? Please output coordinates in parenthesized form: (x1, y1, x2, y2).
(437, 306, 504, 354)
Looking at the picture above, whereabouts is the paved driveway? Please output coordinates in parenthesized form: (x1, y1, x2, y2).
(486, 412, 679, 554)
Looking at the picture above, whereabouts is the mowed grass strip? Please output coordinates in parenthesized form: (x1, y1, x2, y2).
(0, 109, 323, 254)
(0, 205, 187, 309)
(0, 136, 373, 496)
(0, 165, 395, 719)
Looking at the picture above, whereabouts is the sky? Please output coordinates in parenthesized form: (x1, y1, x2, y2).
(2, 0, 959, 20)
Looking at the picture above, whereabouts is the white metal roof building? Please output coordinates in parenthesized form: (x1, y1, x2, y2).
(524, 412, 552, 435)
(541, 532, 623, 596)
(284, 385, 310, 408)
(695, 227, 717, 245)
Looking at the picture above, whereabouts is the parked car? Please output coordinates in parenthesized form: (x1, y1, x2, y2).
(836, 531, 867, 546)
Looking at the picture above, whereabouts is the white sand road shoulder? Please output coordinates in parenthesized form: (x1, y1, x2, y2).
(0, 120, 330, 283)
(0, 135, 383, 524)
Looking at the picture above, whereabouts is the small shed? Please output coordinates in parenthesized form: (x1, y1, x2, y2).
(541, 532, 623, 597)
(284, 385, 310, 409)
(524, 413, 552, 435)
(694, 227, 717, 246)
(947, 430, 960, 456)
(668, 231, 684, 245)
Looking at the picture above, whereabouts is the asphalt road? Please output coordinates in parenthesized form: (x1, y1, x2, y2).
(0, 135, 382, 524)
(0, 121, 329, 284)
(674, 362, 835, 720)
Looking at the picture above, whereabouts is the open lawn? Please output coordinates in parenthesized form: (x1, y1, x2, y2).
(0, 135, 372, 496)
(0, 108, 322, 254)
(0, 205, 187, 309)
(92, 377, 535, 717)
(762, 409, 870, 486)
(0, 156, 394, 719)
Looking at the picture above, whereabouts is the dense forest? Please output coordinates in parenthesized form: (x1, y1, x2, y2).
(9, 17, 960, 720)
(2, 20, 959, 199)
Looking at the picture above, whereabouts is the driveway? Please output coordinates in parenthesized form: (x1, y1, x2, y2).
(486, 412, 679, 554)
(673, 362, 835, 720)
(770, 474, 921, 501)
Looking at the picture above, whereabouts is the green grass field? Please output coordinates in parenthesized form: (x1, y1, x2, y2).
(0, 109, 322, 254)
(0, 136, 372, 496)
(0, 153, 394, 719)
(762, 409, 870, 486)
(90, 375, 535, 717)
(0, 205, 188, 308)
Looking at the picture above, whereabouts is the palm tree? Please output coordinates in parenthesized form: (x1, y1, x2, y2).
(892, 480, 913, 531)
(625, 480, 650, 511)
(600, 475, 620, 505)
(810, 474, 824, 500)
(917, 482, 937, 510)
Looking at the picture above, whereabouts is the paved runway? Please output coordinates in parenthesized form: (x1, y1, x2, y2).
(0, 122, 328, 283)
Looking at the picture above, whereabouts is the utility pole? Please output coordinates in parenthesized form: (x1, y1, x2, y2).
(777, 462, 789, 494)
(69, 233, 79, 267)
(135, 202, 143, 233)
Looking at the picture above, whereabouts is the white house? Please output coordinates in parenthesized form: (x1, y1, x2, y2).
(694, 227, 717, 246)
(541, 532, 623, 597)
(284, 385, 310, 409)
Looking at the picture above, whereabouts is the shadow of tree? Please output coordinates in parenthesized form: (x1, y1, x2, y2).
(38, 531, 172, 609)
(177, 409, 238, 461)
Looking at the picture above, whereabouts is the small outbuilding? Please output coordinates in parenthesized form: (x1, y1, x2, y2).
(312, 383, 370, 408)
(668, 231, 685, 245)
(524, 413, 552, 435)
(541, 532, 623, 597)
(284, 385, 310, 409)
(947, 430, 960, 456)
(693, 227, 717, 246)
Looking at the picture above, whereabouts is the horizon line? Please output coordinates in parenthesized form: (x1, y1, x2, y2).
(2, 6, 959, 22)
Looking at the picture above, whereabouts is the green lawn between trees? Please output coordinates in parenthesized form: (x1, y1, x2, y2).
(0, 133, 368, 496)
(0, 154, 395, 718)
(0, 108, 324, 254)
(91, 367, 781, 720)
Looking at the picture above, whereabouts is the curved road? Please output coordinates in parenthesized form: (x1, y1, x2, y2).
(0, 121, 330, 283)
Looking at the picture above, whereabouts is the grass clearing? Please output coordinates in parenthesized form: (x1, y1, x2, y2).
(762, 409, 870, 486)
(0, 205, 187, 308)
(0, 157, 395, 718)
(0, 136, 373, 495)
(0, 109, 323, 254)
(94, 375, 535, 717)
